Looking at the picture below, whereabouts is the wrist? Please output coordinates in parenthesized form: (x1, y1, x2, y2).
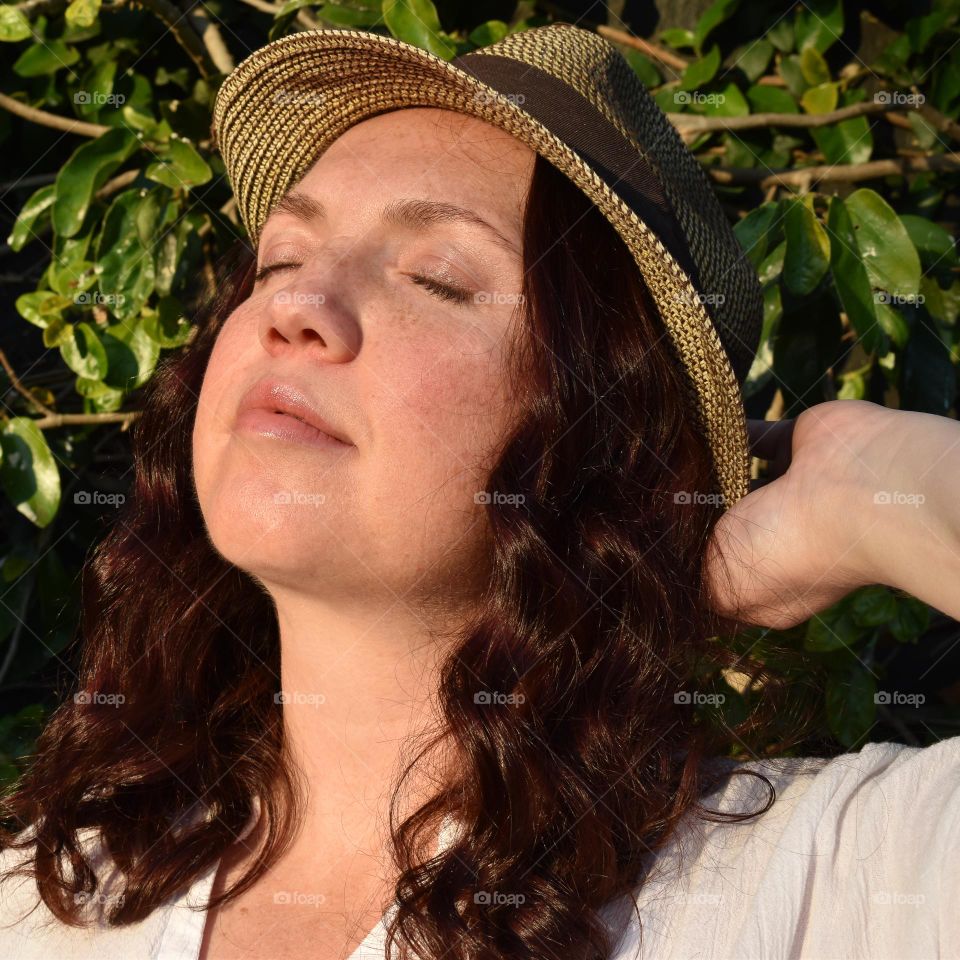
(853, 410, 960, 617)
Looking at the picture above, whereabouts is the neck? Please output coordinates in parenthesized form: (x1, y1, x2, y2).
(271, 587, 461, 848)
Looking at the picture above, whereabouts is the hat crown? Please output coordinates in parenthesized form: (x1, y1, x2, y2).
(460, 23, 762, 388)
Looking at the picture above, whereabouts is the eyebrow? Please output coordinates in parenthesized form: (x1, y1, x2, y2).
(266, 191, 520, 256)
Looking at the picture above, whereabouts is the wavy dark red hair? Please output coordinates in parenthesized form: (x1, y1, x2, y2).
(0, 152, 819, 959)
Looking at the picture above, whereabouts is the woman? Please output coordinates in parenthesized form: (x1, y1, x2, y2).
(2, 23, 959, 960)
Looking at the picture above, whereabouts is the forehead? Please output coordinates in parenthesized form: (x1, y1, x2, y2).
(289, 107, 535, 230)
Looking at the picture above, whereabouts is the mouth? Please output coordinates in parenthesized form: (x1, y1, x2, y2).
(234, 406, 352, 450)
(234, 377, 354, 451)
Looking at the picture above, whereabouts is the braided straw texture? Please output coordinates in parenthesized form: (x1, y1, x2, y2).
(212, 24, 760, 508)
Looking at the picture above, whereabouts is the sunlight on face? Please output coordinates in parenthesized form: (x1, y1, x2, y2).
(192, 108, 535, 607)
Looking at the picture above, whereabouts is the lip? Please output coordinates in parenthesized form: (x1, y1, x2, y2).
(235, 378, 353, 449)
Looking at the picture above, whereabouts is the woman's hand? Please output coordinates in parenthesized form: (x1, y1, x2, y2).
(704, 399, 960, 630)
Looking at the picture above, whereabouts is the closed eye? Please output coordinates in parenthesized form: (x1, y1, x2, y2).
(254, 260, 474, 306)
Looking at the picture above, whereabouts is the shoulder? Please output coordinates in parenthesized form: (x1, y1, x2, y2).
(0, 821, 197, 960)
(604, 736, 960, 959)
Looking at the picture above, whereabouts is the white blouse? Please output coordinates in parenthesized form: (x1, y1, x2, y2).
(2, 735, 958, 959)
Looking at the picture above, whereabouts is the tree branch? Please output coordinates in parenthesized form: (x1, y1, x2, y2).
(671, 99, 897, 134)
(596, 24, 690, 72)
(706, 152, 960, 188)
(0, 91, 109, 138)
(30, 411, 142, 429)
(0, 348, 56, 417)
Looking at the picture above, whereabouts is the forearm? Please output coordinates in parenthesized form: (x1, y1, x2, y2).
(861, 411, 960, 620)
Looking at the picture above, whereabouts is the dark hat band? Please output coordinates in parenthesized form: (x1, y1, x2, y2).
(450, 52, 702, 291)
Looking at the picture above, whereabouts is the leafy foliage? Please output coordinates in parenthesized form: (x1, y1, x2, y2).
(1, 0, 958, 778)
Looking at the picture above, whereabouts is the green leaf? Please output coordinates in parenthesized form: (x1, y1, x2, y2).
(692, 0, 740, 55)
(74, 58, 117, 120)
(809, 89, 873, 165)
(623, 49, 661, 88)
(746, 84, 798, 114)
(0, 418, 61, 528)
(315, 3, 381, 26)
(100, 321, 160, 391)
(757, 239, 785, 285)
(899, 215, 959, 273)
(900, 312, 955, 416)
(75, 376, 123, 401)
(844, 189, 921, 298)
(0, 6, 32, 41)
(96, 189, 157, 321)
(467, 20, 509, 47)
(799, 46, 830, 86)
(827, 196, 884, 354)
(778, 55, 808, 98)
(783, 196, 830, 295)
(144, 138, 212, 190)
(698, 81, 749, 116)
(142, 296, 193, 348)
(679, 44, 721, 91)
(659, 27, 695, 50)
(731, 38, 772, 82)
(52, 128, 139, 238)
(733, 201, 781, 270)
(60, 321, 109, 379)
(805, 608, 859, 652)
(15, 290, 72, 329)
(795, 0, 844, 54)
(13, 40, 79, 76)
(382, 0, 456, 59)
(889, 596, 930, 644)
(850, 586, 897, 627)
(826, 661, 876, 747)
(65, 0, 101, 29)
(7, 184, 55, 251)
(800, 80, 837, 114)
(766, 18, 794, 53)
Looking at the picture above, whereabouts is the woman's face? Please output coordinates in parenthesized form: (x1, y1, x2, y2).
(192, 108, 535, 607)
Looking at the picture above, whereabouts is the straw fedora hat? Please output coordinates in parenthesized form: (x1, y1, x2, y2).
(211, 23, 762, 509)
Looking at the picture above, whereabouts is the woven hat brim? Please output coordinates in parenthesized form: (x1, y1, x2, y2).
(212, 28, 750, 508)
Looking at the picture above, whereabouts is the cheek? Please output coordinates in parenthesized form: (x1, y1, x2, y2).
(374, 322, 517, 484)
(192, 311, 251, 492)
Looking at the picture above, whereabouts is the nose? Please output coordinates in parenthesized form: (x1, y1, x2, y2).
(258, 261, 361, 363)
